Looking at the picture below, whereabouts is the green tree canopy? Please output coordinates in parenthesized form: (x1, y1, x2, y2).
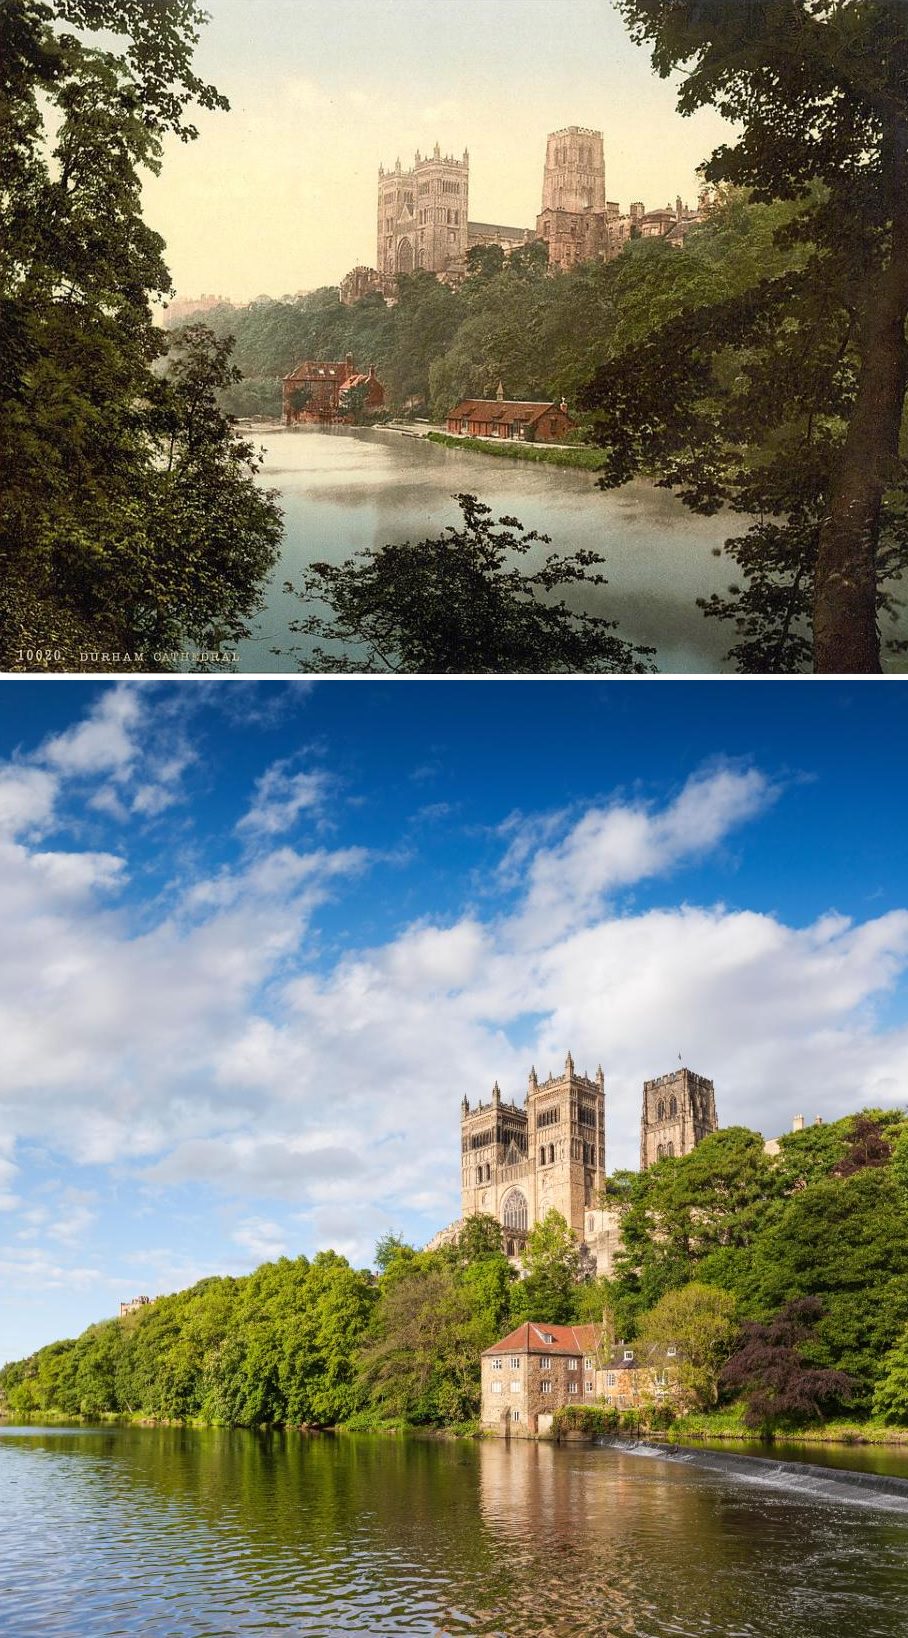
(614, 0, 908, 673)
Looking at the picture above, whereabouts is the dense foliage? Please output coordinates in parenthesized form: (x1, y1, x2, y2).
(0, 0, 282, 668)
(611, 0, 908, 674)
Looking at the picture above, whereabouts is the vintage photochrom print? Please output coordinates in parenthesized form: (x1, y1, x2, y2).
(4, 0, 908, 674)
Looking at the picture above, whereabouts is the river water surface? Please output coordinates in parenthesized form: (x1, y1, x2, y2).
(3, 1424, 908, 1637)
(238, 428, 744, 674)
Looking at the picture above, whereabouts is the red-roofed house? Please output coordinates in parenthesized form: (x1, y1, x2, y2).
(283, 355, 385, 424)
(446, 385, 574, 443)
(481, 1322, 679, 1435)
(482, 1322, 604, 1434)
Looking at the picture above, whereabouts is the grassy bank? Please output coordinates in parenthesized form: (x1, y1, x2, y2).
(663, 1407, 908, 1448)
(426, 432, 605, 470)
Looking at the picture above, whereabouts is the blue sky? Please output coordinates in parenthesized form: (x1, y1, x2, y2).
(2, 678, 908, 1363)
(141, 0, 735, 296)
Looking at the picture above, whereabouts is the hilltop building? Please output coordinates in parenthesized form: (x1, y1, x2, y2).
(339, 266, 394, 306)
(640, 1068, 718, 1169)
(460, 1053, 605, 1255)
(428, 1053, 721, 1276)
(119, 1296, 153, 1317)
(535, 126, 613, 270)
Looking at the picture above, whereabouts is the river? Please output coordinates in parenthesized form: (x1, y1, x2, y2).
(236, 427, 749, 674)
(4, 1424, 908, 1636)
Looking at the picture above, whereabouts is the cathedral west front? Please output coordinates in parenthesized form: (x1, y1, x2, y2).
(446, 1055, 719, 1275)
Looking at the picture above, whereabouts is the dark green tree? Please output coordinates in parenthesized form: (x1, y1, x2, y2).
(614, 0, 908, 673)
(0, 0, 281, 668)
(285, 493, 656, 674)
(510, 1210, 582, 1326)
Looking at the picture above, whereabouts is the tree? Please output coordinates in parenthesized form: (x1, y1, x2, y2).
(285, 494, 656, 674)
(616, 0, 908, 673)
(636, 1282, 738, 1410)
(357, 1265, 482, 1424)
(611, 1129, 781, 1334)
(746, 1167, 908, 1405)
(720, 1297, 854, 1435)
(872, 1324, 908, 1423)
(0, 1, 281, 668)
(510, 1210, 582, 1326)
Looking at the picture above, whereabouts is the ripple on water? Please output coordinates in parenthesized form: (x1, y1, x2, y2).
(2, 1429, 908, 1637)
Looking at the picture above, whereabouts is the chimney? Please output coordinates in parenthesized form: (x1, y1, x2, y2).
(345, 353, 354, 371)
(368, 363, 376, 378)
(793, 1114, 805, 1132)
(814, 1115, 824, 1126)
(496, 380, 505, 401)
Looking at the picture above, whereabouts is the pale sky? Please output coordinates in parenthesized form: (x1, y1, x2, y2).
(141, 0, 736, 301)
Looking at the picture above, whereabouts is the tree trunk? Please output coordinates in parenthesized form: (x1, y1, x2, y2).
(813, 190, 908, 674)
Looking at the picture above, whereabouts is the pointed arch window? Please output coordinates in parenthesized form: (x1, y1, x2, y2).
(669, 1095, 678, 1117)
(502, 1190, 528, 1232)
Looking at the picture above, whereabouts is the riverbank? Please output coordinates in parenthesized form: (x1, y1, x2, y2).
(663, 1408, 908, 1448)
(426, 430, 606, 469)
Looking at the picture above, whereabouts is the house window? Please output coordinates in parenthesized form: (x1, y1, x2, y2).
(491, 1359, 502, 1371)
(584, 1358, 594, 1370)
(567, 1358, 578, 1371)
(541, 1381, 552, 1394)
(510, 1381, 521, 1394)
(667, 1347, 677, 1358)
(509, 1357, 521, 1369)
(569, 1382, 578, 1394)
(585, 1381, 594, 1394)
(607, 1373, 616, 1387)
(490, 1381, 502, 1395)
(539, 1357, 551, 1370)
(624, 1350, 634, 1361)
(512, 1410, 520, 1422)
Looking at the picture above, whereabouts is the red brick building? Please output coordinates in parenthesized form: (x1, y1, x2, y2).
(283, 355, 385, 424)
(481, 1321, 680, 1436)
(446, 388, 574, 443)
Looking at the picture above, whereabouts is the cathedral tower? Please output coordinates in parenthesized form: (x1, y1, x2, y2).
(640, 1067, 718, 1169)
(460, 1054, 605, 1251)
(541, 127, 606, 214)
(377, 145, 469, 280)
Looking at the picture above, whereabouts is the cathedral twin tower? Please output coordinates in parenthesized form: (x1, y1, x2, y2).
(460, 1055, 718, 1257)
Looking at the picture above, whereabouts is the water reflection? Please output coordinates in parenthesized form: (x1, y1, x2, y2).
(2, 1426, 908, 1636)
(239, 428, 740, 675)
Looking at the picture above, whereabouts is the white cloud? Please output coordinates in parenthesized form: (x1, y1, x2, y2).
(512, 765, 775, 938)
(42, 685, 144, 778)
(237, 760, 330, 838)
(232, 1216, 289, 1263)
(0, 766, 58, 837)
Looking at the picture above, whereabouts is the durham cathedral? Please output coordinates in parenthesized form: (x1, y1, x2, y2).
(426, 1057, 718, 1276)
(341, 125, 704, 303)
